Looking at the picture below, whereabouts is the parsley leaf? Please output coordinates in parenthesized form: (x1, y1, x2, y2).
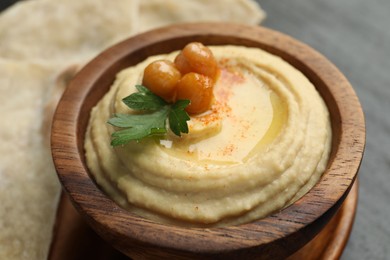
(169, 100, 190, 136)
(107, 85, 190, 146)
(122, 85, 167, 111)
(108, 108, 169, 146)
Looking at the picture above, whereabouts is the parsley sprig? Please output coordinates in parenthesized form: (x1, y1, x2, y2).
(107, 85, 190, 146)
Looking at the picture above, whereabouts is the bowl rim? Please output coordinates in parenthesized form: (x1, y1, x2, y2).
(51, 22, 365, 258)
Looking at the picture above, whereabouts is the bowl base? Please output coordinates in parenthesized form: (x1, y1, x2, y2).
(49, 180, 358, 260)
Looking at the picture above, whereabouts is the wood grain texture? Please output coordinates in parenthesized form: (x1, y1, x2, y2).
(48, 181, 358, 260)
(51, 23, 365, 259)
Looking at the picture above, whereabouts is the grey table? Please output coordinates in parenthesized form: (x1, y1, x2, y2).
(1, 1, 388, 259)
(259, 1, 390, 259)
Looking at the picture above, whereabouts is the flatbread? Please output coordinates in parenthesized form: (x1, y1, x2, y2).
(0, 59, 69, 260)
(139, 0, 266, 32)
(0, 0, 139, 64)
(0, 0, 266, 259)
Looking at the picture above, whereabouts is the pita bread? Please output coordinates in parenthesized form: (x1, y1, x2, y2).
(139, 0, 265, 32)
(0, 0, 139, 64)
(0, 0, 266, 259)
(0, 59, 70, 260)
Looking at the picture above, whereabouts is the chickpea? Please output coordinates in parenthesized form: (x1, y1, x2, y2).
(175, 42, 219, 79)
(142, 60, 181, 102)
(174, 52, 192, 75)
(175, 72, 214, 114)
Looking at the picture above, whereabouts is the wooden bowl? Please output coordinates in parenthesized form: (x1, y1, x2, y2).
(51, 23, 365, 259)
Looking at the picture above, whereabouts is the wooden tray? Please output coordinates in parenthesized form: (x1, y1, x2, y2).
(48, 180, 358, 260)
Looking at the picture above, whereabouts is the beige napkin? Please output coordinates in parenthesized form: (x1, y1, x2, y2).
(0, 0, 265, 259)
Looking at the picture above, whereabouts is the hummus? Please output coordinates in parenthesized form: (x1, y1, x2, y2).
(85, 46, 332, 227)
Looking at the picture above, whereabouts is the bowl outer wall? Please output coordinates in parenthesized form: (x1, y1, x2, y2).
(51, 23, 365, 259)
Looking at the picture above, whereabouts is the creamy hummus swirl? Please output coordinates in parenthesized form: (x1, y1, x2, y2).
(85, 46, 331, 227)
